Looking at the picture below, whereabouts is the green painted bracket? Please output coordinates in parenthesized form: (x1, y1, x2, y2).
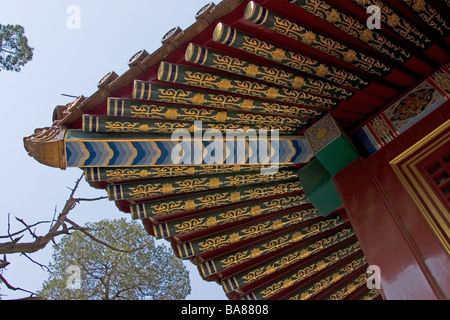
(298, 114, 360, 216)
(297, 159, 342, 217)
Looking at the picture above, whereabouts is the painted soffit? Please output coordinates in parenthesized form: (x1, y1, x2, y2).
(22, 0, 450, 300)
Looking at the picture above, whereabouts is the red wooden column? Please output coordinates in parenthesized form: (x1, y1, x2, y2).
(334, 103, 450, 300)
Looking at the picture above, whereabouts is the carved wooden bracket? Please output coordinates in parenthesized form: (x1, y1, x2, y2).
(23, 126, 67, 169)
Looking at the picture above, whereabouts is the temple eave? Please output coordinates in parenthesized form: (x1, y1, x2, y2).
(23, 126, 67, 170)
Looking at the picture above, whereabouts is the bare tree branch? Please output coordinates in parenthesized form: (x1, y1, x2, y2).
(15, 217, 42, 240)
(0, 220, 51, 239)
(0, 229, 72, 254)
(7, 213, 13, 241)
(75, 196, 109, 202)
(0, 174, 85, 298)
(0, 172, 150, 299)
(21, 253, 50, 272)
(0, 174, 85, 255)
(0, 274, 38, 297)
(0, 256, 9, 270)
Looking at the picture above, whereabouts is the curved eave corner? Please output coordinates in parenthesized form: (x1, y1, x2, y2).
(24, 126, 67, 170)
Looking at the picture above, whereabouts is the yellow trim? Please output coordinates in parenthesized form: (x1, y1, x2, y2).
(181, 243, 190, 258)
(185, 43, 194, 62)
(198, 263, 207, 279)
(140, 205, 147, 219)
(69, 162, 300, 168)
(244, 2, 256, 20)
(257, 4, 268, 25)
(195, 45, 208, 65)
(157, 62, 165, 81)
(224, 25, 232, 45)
(390, 120, 450, 255)
(65, 135, 307, 143)
(106, 185, 113, 201)
(173, 64, 179, 82)
(62, 129, 69, 169)
(132, 80, 138, 100)
(213, 23, 224, 42)
(106, 98, 112, 116)
(139, 82, 145, 100)
(92, 167, 100, 181)
(146, 83, 152, 100)
(157, 224, 165, 238)
(83, 168, 89, 182)
(229, 26, 237, 46)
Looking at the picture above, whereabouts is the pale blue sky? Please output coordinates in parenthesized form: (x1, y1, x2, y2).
(0, 0, 226, 300)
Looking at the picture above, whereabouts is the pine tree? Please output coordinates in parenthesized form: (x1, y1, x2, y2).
(0, 24, 34, 72)
(39, 218, 191, 300)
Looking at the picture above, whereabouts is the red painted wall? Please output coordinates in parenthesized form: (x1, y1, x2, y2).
(334, 102, 450, 300)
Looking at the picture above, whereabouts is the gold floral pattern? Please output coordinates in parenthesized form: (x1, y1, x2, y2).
(218, 216, 345, 271)
(353, 0, 431, 49)
(213, 24, 367, 89)
(288, 256, 367, 300)
(133, 181, 303, 218)
(195, 208, 320, 253)
(402, 0, 450, 35)
(253, 242, 362, 299)
(134, 82, 327, 117)
(291, 0, 410, 61)
(245, 3, 390, 76)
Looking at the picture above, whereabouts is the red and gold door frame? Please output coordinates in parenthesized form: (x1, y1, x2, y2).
(390, 120, 450, 255)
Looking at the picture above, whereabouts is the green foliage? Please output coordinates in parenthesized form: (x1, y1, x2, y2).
(0, 24, 34, 72)
(39, 218, 191, 300)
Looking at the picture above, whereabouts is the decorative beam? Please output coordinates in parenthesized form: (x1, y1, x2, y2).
(176, 206, 321, 259)
(84, 163, 296, 183)
(284, 255, 367, 300)
(81, 115, 300, 135)
(106, 170, 299, 201)
(324, 270, 375, 300)
(356, 65, 449, 155)
(132, 81, 327, 116)
(185, 43, 355, 100)
(351, 0, 431, 50)
(244, 2, 392, 76)
(130, 180, 303, 218)
(25, 126, 314, 169)
(213, 23, 369, 89)
(219, 226, 355, 286)
(214, 214, 347, 286)
(400, 0, 449, 37)
(243, 241, 362, 300)
(157, 62, 341, 108)
(287, 0, 411, 63)
(153, 193, 310, 239)
(64, 129, 313, 168)
(107, 97, 313, 125)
